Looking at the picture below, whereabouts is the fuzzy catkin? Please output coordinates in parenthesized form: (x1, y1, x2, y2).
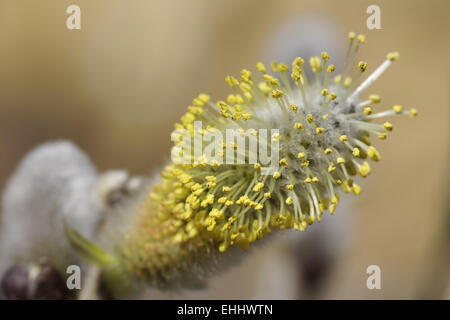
(108, 32, 417, 290)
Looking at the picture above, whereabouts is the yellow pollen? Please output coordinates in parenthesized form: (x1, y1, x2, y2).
(279, 63, 289, 72)
(369, 94, 381, 103)
(387, 52, 399, 61)
(323, 113, 329, 119)
(367, 146, 381, 161)
(384, 122, 393, 131)
(290, 104, 298, 112)
(225, 200, 234, 207)
(279, 158, 288, 167)
(254, 203, 264, 210)
(253, 182, 265, 193)
(218, 197, 227, 204)
(324, 148, 333, 155)
(258, 82, 271, 94)
(353, 148, 360, 157)
(343, 77, 352, 87)
(225, 75, 239, 87)
(337, 157, 346, 164)
(273, 171, 281, 179)
(270, 61, 279, 72)
(334, 75, 342, 84)
(352, 184, 361, 195)
(256, 62, 266, 73)
(328, 163, 336, 172)
(358, 61, 367, 72)
(198, 94, 210, 103)
(294, 123, 303, 130)
(306, 114, 314, 123)
(410, 108, 418, 117)
(264, 192, 271, 199)
(329, 92, 337, 100)
(222, 186, 232, 194)
(364, 107, 373, 115)
(286, 184, 294, 191)
(393, 105, 403, 113)
(316, 127, 325, 134)
(271, 89, 284, 98)
(358, 161, 371, 177)
(294, 57, 304, 66)
(286, 196, 293, 205)
(297, 152, 306, 159)
(339, 135, 348, 142)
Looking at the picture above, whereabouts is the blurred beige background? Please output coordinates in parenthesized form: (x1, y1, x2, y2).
(0, 0, 449, 299)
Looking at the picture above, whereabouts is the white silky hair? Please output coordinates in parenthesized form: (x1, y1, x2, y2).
(0, 141, 103, 274)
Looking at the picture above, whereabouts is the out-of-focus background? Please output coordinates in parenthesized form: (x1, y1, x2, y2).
(0, 0, 449, 299)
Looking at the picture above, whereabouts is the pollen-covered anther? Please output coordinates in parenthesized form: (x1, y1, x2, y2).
(369, 94, 381, 103)
(328, 163, 336, 172)
(393, 105, 403, 113)
(358, 161, 371, 177)
(253, 182, 265, 193)
(387, 52, 400, 61)
(285, 196, 293, 205)
(297, 152, 306, 159)
(256, 62, 266, 73)
(364, 107, 373, 115)
(343, 77, 352, 87)
(384, 122, 393, 131)
(358, 61, 368, 72)
(271, 89, 284, 98)
(294, 123, 303, 130)
(316, 127, 325, 134)
(352, 184, 361, 195)
(367, 146, 381, 161)
(279, 158, 288, 167)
